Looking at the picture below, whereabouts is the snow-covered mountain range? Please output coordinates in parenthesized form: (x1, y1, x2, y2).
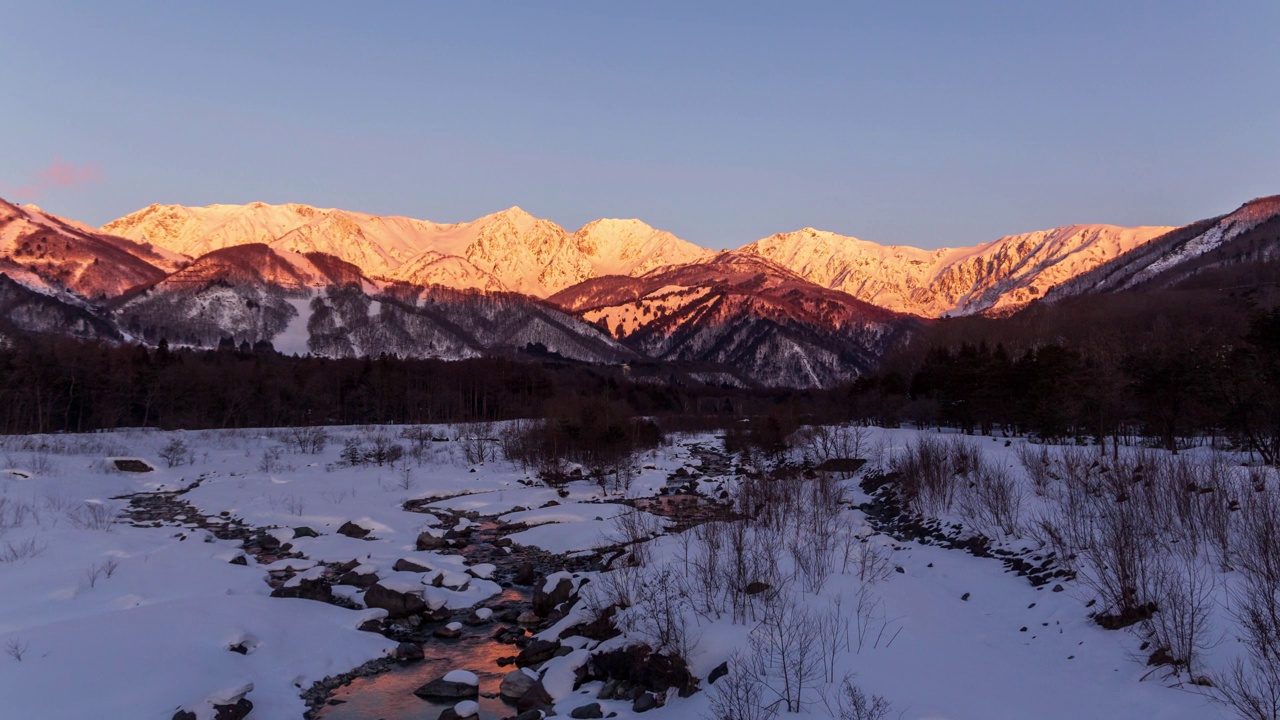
(1047, 195, 1280, 299)
(100, 201, 1176, 317)
(549, 252, 914, 387)
(739, 223, 1173, 316)
(103, 203, 712, 297)
(2, 194, 1276, 386)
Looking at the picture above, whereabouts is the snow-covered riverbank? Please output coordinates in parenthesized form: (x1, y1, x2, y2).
(0, 424, 1259, 719)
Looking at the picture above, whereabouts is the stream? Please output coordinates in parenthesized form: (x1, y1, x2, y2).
(319, 589, 529, 720)
(314, 444, 737, 719)
(120, 443, 739, 719)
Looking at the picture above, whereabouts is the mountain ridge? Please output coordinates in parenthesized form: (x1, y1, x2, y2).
(2, 193, 1275, 388)
(100, 200, 1174, 316)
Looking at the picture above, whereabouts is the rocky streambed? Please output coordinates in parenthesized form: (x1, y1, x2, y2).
(120, 447, 739, 720)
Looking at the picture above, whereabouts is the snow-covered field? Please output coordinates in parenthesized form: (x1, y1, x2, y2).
(0, 424, 1263, 719)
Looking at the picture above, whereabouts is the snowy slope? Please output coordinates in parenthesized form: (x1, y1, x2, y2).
(741, 223, 1172, 317)
(112, 243, 631, 362)
(1047, 195, 1280, 298)
(0, 197, 181, 301)
(102, 202, 444, 279)
(0, 274, 122, 341)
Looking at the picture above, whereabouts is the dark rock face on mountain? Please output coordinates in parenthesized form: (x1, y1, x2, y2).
(550, 253, 918, 387)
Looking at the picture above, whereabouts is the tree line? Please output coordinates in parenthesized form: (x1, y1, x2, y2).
(844, 303, 1280, 462)
(0, 336, 842, 435)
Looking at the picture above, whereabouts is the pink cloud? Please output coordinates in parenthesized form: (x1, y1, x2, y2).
(6, 158, 104, 200)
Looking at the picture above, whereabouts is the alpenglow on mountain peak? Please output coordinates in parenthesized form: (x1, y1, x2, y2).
(101, 201, 713, 297)
(100, 200, 1172, 314)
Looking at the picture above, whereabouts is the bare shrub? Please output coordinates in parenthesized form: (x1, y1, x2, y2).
(0, 497, 40, 534)
(703, 652, 779, 720)
(0, 536, 46, 563)
(851, 584, 901, 654)
(285, 426, 328, 454)
(1080, 499, 1161, 625)
(616, 570, 698, 662)
(258, 445, 290, 473)
(682, 520, 726, 618)
(85, 558, 119, 588)
(456, 422, 497, 465)
(816, 596, 853, 684)
(395, 464, 416, 491)
(824, 673, 893, 720)
(1218, 659, 1280, 720)
(751, 596, 822, 712)
(786, 477, 845, 593)
(957, 462, 1022, 536)
(364, 433, 404, 466)
(158, 437, 191, 468)
(795, 424, 871, 473)
(850, 537, 894, 585)
(1015, 442, 1055, 495)
(891, 434, 959, 515)
(1216, 484, 1280, 719)
(5, 638, 28, 662)
(339, 433, 403, 467)
(321, 487, 355, 505)
(66, 502, 115, 531)
(1144, 555, 1218, 677)
(500, 409, 661, 490)
(613, 509, 662, 567)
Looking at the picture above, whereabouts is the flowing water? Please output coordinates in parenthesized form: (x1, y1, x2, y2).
(319, 589, 528, 720)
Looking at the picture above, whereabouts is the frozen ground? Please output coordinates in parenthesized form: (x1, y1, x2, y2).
(0, 424, 1253, 719)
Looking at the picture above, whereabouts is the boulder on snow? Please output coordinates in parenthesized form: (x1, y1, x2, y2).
(395, 642, 425, 662)
(586, 644, 698, 697)
(393, 557, 432, 573)
(270, 577, 333, 603)
(416, 532, 447, 550)
(532, 574, 577, 617)
(513, 562, 537, 586)
(516, 681, 554, 713)
(110, 457, 155, 473)
(292, 526, 319, 538)
(337, 521, 371, 539)
(442, 699, 480, 719)
(500, 668, 539, 699)
(516, 638, 560, 667)
(414, 676, 479, 701)
(433, 622, 463, 639)
(336, 568, 379, 588)
(633, 692, 659, 712)
(213, 698, 253, 720)
(364, 582, 426, 618)
(569, 703, 603, 719)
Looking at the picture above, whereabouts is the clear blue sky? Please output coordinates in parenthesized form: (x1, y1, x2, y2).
(3, 1, 1277, 249)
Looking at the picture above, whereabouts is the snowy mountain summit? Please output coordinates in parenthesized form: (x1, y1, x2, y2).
(103, 202, 711, 297)
(102, 200, 1176, 318)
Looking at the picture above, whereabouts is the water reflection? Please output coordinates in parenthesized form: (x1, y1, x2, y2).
(320, 590, 528, 720)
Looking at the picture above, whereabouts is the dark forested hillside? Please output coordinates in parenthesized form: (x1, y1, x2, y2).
(848, 264, 1280, 462)
(0, 335, 849, 435)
